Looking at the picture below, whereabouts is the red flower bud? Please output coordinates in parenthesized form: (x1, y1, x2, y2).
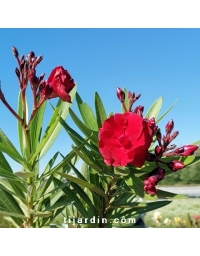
(168, 160, 185, 172)
(165, 119, 174, 134)
(15, 68, 20, 79)
(147, 117, 156, 130)
(28, 69, 39, 88)
(116, 87, 125, 102)
(155, 145, 163, 157)
(170, 131, 179, 141)
(175, 145, 198, 156)
(128, 91, 135, 100)
(12, 46, 19, 58)
(156, 129, 162, 141)
(135, 93, 141, 100)
(133, 105, 144, 116)
(143, 167, 165, 195)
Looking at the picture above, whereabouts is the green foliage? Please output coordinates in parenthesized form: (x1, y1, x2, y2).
(0, 61, 199, 229)
(54, 89, 199, 228)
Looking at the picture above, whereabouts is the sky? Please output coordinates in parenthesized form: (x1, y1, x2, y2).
(0, 28, 200, 172)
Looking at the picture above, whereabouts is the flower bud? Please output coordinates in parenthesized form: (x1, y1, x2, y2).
(143, 167, 165, 195)
(155, 145, 163, 157)
(135, 93, 141, 100)
(156, 129, 162, 141)
(148, 117, 156, 130)
(165, 119, 174, 134)
(39, 73, 45, 81)
(15, 68, 20, 79)
(175, 145, 199, 156)
(128, 91, 135, 100)
(33, 55, 43, 67)
(133, 105, 144, 116)
(20, 55, 24, 63)
(168, 160, 185, 171)
(12, 46, 19, 58)
(116, 87, 125, 102)
(170, 131, 179, 141)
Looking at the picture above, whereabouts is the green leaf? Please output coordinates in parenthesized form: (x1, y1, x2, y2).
(30, 210, 53, 218)
(42, 151, 60, 176)
(125, 174, 144, 198)
(57, 172, 107, 198)
(70, 182, 99, 217)
(69, 108, 98, 144)
(0, 151, 12, 172)
(0, 187, 26, 225)
(0, 129, 25, 165)
(42, 136, 91, 179)
(114, 167, 130, 176)
(17, 91, 28, 157)
(44, 199, 72, 212)
(52, 177, 89, 218)
(29, 100, 46, 153)
(112, 200, 171, 218)
(0, 167, 24, 181)
(145, 96, 163, 119)
(29, 114, 61, 164)
(0, 208, 26, 219)
(32, 86, 76, 162)
(72, 145, 102, 172)
(76, 92, 98, 131)
(15, 171, 35, 179)
(156, 99, 178, 123)
(156, 189, 187, 199)
(122, 88, 129, 113)
(0, 184, 26, 204)
(94, 92, 107, 128)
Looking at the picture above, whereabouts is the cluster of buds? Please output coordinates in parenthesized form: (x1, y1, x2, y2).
(116, 88, 199, 195)
(116, 88, 158, 136)
(116, 87, 141, 113)
(1, 47, 75, 128)
(144, 119, 198, 194)
(147, 119, 198, 168)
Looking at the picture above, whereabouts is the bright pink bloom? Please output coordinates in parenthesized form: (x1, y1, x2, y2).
(98, 112, 153, 167)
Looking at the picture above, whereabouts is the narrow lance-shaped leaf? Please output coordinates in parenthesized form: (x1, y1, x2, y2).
(40, 86, 77, 157)
(52, 177, 89, 219)
(145, 96, 163, 119)
(69, 108, 98, 144)
(57, 172, 107, 198)
(94, 92, 107, 128)
(76, 92, 98, 131)
(0, 129, 25, 165)
(156, 99, 178, 123)
(0, 151, 12, 172)
(29, 100, 46, 153)
(17, 91, 28, 157)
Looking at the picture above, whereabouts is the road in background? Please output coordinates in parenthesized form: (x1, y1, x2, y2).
(157, 186, 200, 197)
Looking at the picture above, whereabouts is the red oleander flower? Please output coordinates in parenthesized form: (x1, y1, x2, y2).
(98, 112, 153, 167)
(44, 66, 75, 103)
(143, 167, 165, 195)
